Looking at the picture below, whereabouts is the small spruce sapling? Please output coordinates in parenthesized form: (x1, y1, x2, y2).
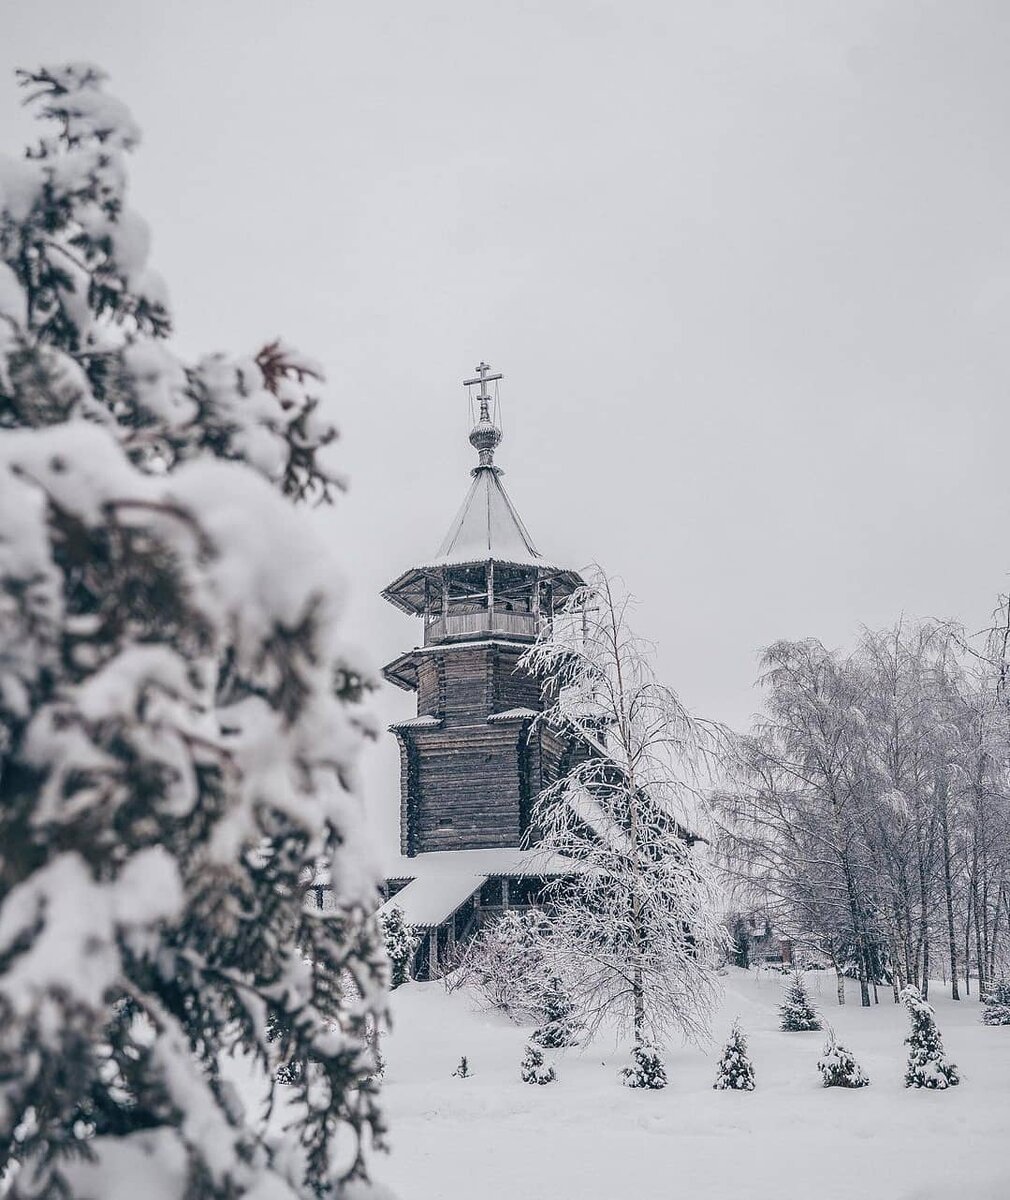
(713, 1021, 755, 1091)
(532, 975, 580, 1048)
(520, 1042, 557, 1085)
(901, 986, 959, 1088)
(380, 905, 419, 990)
(452, 1056, 472, 1078)
(817, 1029, 869, 1088)
(779, 973, 822, 1031)
(981, 980, 1010, 1026)
(620, 1044, 667, 1090)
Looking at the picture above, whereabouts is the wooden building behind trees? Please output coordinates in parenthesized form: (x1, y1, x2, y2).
(374, 363, 584, 977)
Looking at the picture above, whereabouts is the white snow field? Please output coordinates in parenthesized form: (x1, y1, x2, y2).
(374, 969, 1009, 1200)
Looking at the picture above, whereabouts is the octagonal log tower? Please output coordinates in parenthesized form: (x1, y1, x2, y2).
(382, 363, 583, 859)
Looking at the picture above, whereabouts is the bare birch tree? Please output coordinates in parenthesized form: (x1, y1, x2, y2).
(521, 567, 725, 1048)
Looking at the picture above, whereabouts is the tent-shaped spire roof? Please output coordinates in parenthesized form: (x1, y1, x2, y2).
(433, 449, 541, 567)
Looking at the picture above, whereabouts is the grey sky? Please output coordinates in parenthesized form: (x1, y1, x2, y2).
(4, 1, 1010, 860)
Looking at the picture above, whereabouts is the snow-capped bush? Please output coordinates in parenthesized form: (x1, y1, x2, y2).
(620, 1043, 667, 1090)
(451, 1056, 472, 1078)
(779, 973, 822, 1031)
(901, 986, 959, 1089)
(531, 975, 580, 1048)
(520, 1042, 556, 1085)
(456, 908, 550, 1020)
(713, 1021, 755, 1090)
(380, 905, 419, 990)
(0, 64, 387, 1199)
(817, 1029, 869, 1088)
(981, 980, 1010, 1026)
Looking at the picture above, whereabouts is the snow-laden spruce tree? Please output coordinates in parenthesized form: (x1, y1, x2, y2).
(816, 1030, 869, 1088)
(531, 975, 580, 1049)
(0, 65, 388, 1198)
(380, 906, 419, 990)
(901, 986, 959, 1088)
(712, 1021, 755, 1091)
(779, 973, 822, 1031)
(520, 1043, 556, 1086)
(620, 1043, 667, 1090)
(521, 567, 724, 1051)
(981, 980, 1010, 1026)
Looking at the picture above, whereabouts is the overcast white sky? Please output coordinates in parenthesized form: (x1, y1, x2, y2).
(4, 1, 1010, 859)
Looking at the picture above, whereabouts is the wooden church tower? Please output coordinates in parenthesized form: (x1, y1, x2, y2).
(381, 363, 583, 859)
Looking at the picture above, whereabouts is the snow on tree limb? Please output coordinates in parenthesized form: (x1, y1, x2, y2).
(0, 64, 389, 1199)
(520, 565, 726, 1048)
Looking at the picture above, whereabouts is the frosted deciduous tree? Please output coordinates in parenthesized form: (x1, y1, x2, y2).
(521, 567, 724, 1048)
(715, 639, 877, 1008)
(456, 909, 550, 1021)
(0, 65, 387, 1199)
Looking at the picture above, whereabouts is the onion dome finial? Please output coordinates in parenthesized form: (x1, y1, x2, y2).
(464, 360, 504, 469)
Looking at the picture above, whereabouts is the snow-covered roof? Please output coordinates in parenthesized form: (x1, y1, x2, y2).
(487, 707, 539, 722)
(377, 847, 578, 928)
(389, 714, 442, 730)
(432, 465, 542, 568)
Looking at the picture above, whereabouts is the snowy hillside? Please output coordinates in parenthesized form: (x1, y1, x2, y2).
(374, 969, 1010, 1200)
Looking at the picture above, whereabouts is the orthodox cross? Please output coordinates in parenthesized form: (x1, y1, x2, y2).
(463, 360, 503, 422)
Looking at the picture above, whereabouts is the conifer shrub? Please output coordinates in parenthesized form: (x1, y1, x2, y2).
(713, 1021, 755, 1091)
(901, 986, 960, 1088)
(980, 980, 1010, 1026)
(817, 1029, 869, 1088)
(380, 904, 419, 989)
(620, 1043, 667, 1090)
(531, 975, 580, 1048)
(779, 972, 823, 1031)
(0, 63, 386, 1198)
(452, 1056, 473, 1078)
(520, 1043, 556, 1085)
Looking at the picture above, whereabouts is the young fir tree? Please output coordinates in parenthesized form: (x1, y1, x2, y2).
(901, 986, 960, 1088)
(980, 980, 1010, 1026)
(713, 1021, 755, 1091)
(520, 1042, 557, 1085)
(816, 1029, 869, 1088)
(531, 975, 580, 1048)
(451, 1056, 472, 1078)
(620, 1043, 667, 1090)
(779, 973, 823, 1031)
(380, 905, 419, 990)
(0, 65, 387, 1198)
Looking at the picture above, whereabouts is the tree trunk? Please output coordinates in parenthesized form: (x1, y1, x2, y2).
(939, 794, 959, 999)
(973, 878, 986, 1001)
(964, 885, 972, 997)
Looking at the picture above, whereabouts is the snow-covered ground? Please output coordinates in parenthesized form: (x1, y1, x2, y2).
(373, 969, 1009, 1200)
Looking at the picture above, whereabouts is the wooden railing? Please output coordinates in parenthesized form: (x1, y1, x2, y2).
(424, 610, 542, 645)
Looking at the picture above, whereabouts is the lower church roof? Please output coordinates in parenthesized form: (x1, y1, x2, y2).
(377, 846, 578, 928)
